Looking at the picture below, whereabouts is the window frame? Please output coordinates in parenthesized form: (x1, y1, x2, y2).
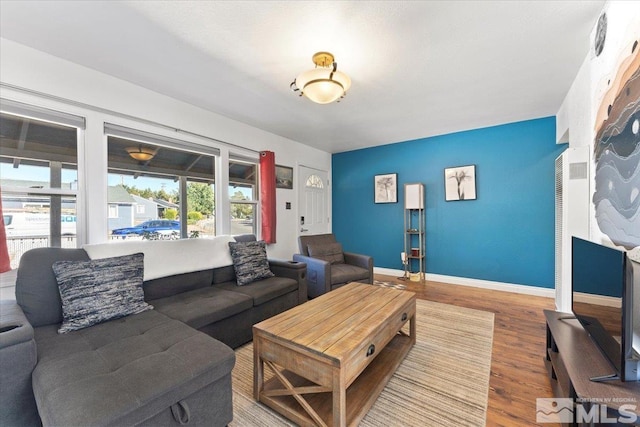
(0, 103, 84, 255)
(229, 157, 259, 236)
(1, 92, 266, 247)
(105, 125, 219, 240)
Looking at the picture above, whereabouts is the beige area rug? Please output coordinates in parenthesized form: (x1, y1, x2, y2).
(372, 280, 407, 290)
(230, 299, 495, 426)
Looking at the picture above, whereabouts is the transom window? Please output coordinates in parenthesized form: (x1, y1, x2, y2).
(306, 174, 324, 188)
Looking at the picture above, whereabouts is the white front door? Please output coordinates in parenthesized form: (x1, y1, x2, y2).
(298, 166, 329, 236)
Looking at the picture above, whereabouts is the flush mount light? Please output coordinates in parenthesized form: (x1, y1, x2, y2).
(126, 145, 155, 162)
(290, 52, 351, 104)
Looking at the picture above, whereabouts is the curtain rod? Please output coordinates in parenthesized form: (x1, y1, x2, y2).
(0, 82, 260, 155)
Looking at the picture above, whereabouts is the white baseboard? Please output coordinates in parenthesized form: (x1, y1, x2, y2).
(573, 291, 620, 308)
(374, 267, 555, 298)
(374, 267, 408, 279)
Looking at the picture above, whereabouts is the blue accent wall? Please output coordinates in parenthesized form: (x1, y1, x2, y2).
(332, 117, 566, 289)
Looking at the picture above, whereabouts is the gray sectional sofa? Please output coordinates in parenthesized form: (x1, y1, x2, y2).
(0, 234, 307, 427)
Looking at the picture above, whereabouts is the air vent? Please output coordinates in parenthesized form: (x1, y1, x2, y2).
(569, 162, 588, 180)
(555, 147, 589, 313)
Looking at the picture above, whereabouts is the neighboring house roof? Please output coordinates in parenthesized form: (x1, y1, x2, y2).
(131, 194, 157, 205)
(153, 198, 178, 209)
(1, 179, 74, 189)
(108, 185, 135, 204)
(1, 180, 134, 204)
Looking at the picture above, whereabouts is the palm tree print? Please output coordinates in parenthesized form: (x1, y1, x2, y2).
(375, 174, 397, 203)
(446, 166, 475, 200)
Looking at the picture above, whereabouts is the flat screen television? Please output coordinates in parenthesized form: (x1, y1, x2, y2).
(571, 236, 639, 382)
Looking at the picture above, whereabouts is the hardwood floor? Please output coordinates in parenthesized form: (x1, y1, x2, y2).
(375, 273, 559, 427)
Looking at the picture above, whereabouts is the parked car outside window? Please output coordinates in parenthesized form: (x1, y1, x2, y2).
(111, 220, 180, 237)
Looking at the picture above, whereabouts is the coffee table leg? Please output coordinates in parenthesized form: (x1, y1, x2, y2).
(410, 311, 416, 345)
(332, 369, 347, 427)
(253, 336, 263, 400)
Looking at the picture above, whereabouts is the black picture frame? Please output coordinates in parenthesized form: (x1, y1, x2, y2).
(275, 165, 293, 189)
(444, 165, 477, 201)
(374, 173, 398, 203)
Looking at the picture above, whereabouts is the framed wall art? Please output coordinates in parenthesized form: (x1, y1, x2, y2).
(275, 165, 293, 189)
(374, 173, 398, 203)
(444, 165, 476, 201)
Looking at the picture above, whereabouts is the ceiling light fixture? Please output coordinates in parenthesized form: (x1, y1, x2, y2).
(290, 52, 351, 104)
(126, 145, 155, 162)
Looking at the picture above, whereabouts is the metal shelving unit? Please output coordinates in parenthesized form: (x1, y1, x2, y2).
(403, 183, 425, 280)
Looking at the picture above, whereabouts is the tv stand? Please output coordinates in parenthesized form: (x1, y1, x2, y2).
(544, 310, 640, 426)
(589, 373, 619, 383)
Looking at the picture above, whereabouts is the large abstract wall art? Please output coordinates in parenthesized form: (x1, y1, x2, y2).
(593, 36, 640, 250)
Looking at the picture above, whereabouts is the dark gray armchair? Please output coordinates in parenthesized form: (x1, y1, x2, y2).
(293, 233, 373, 298)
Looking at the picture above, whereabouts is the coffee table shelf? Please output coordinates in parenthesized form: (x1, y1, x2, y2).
(261, 333, 413, 426)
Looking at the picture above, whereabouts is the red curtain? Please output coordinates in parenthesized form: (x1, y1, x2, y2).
(259, 151, 276, 244)
(0, 188, 11, 272)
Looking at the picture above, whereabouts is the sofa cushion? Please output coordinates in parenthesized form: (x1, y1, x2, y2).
(52, 253, 153, 334)
(32, 310, 235, 427)
(15, 248, 90, 327)
(212, 265, 236, 284)
(216, 276, 298, 306)
(299, 233, 338, 256)
(228, 240, 274, 286)
(330, 263, 370, 285)
(150, 287, 253, 330)
(143, 269, 213, 301)
(307, 242, 345, 264)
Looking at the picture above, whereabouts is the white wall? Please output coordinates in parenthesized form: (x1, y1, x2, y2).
(0, 38, 331, 259)
(555, 54, 593, 147)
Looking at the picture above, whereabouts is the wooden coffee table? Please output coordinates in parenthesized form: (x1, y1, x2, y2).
(253, 282, 416, 427)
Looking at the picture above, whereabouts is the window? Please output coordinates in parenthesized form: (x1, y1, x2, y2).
(306, 174, 324, 188)
(229, 159, 258, 235)
(105, 124, 218, 240)
(108, 204, 118, 218)
(185, 180, 215, 238)
(0, 101, 84, 268)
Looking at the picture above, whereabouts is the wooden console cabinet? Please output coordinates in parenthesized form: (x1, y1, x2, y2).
(544, 310, 640, 426)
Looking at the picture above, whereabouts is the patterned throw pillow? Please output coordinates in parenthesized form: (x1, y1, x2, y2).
(307, 242, 345, 264)
(228, 240, 274, 286)
(52, 253, 152, 334)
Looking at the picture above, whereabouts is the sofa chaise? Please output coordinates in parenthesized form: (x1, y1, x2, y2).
(0, 234, 307, 427)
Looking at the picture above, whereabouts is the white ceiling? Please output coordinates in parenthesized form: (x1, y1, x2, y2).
(0, 0, 605, 153)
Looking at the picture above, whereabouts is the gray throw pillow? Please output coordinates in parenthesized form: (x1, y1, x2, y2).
(52, 252, 152, 334)
(228, 240, 274, 286)
(307, 242, 345, 264)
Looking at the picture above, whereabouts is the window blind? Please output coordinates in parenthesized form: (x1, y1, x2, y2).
(1, 98, 86, 129)
(104, 123, 221, 156)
